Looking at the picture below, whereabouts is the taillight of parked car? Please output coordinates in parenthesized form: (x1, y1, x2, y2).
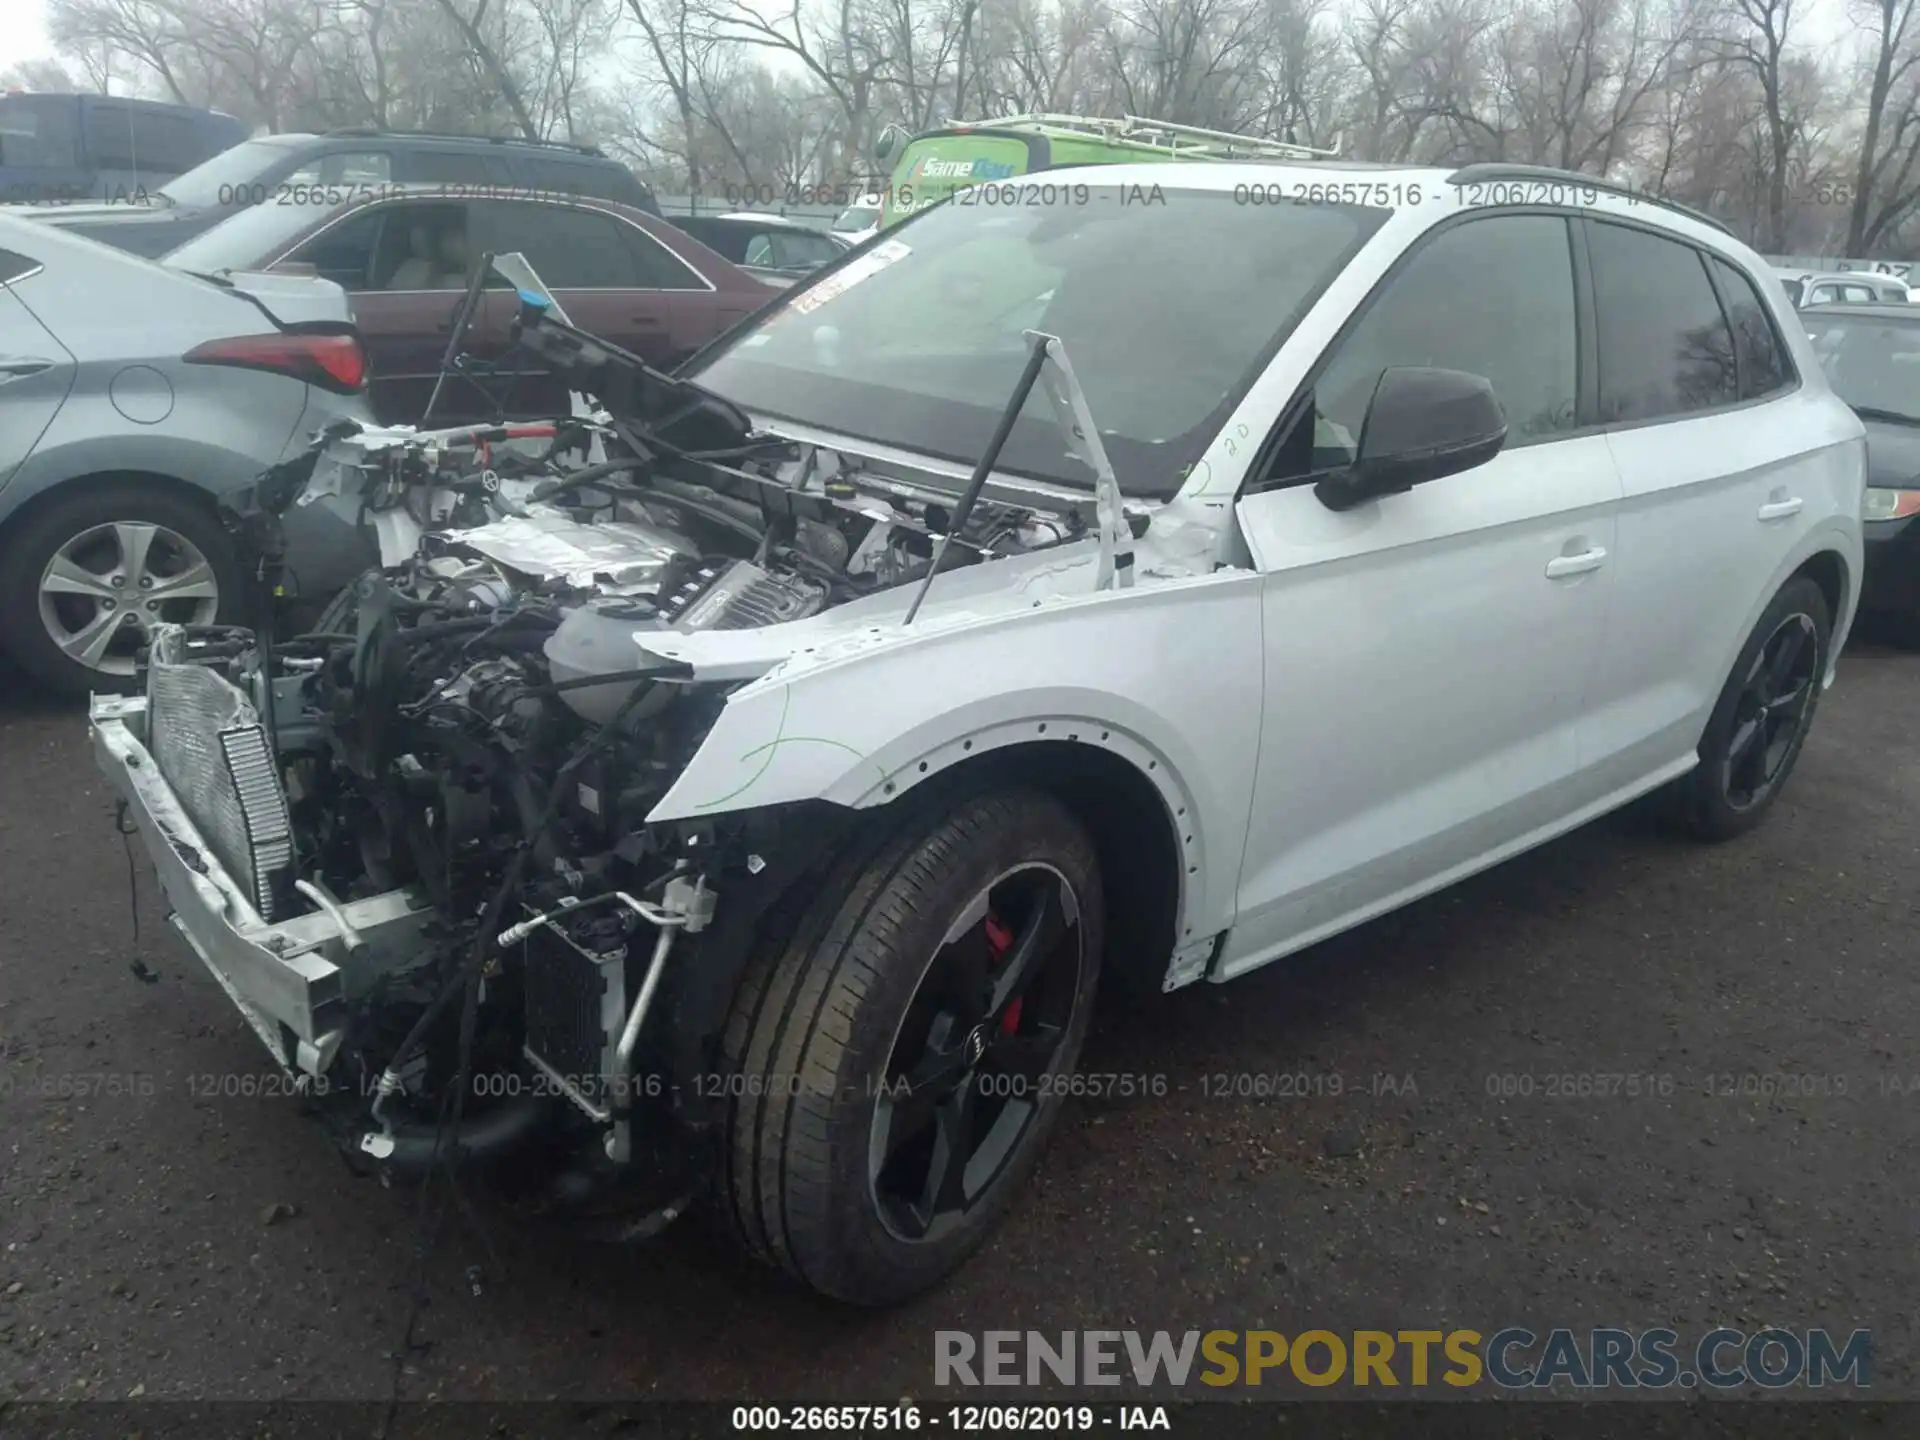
(182, 332, 368, 394)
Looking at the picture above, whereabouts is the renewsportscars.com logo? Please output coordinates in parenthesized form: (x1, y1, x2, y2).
(934, 1328, 1872, 1390)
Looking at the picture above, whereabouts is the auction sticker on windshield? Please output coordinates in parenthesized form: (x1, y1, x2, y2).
(789, 239, 912, 316)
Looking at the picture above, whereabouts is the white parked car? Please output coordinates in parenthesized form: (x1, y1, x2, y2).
(1777, 267, 1911, 308)
(91, 161, 1863, 1308)
(830, 190, 883, 244)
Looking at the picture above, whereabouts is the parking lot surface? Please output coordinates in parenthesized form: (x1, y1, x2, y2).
(1, 639, 1916, 1405)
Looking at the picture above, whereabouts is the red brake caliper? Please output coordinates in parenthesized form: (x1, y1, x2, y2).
(984, 915, 1020, 1035)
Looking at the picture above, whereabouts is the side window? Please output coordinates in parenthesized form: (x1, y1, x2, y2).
(86, 106, 200, 174)
(1588, 221, 1737, 422)
(539, 160, 643, 205)
(331, 201, 471, 290)
(1840, 283, 1877, 303)
(1710, 257, 1793, 401)
(682, 221, 745, 263)
(283, 150, 392, 187)
(287, 206, 393, 291)
(773, 230, 839, 267)
(622, 222, 706, 290)
(404, 150, 496, 187)
(0, 97, 78, 169)
(1300, 214, 1579, 472)
(480, 202, 644, 288)
(743, 233, 775, 268)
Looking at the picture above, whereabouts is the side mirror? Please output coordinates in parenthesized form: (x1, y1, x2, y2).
(874, 124, 908, 164)
(1315, 366, 1507, 512)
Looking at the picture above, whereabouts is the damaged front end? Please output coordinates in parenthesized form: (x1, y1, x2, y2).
(90, 266, 1135, 1232)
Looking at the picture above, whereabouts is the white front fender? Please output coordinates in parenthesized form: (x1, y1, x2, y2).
(646, 571, 1268, 944)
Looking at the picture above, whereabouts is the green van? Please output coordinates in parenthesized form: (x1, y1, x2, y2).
(874, 113, 1333, 228)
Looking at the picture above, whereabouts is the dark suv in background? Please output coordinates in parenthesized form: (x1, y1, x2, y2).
(11, 129, 658, 257)
(1, 92, 247, 205)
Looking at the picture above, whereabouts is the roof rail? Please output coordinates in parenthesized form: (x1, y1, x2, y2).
(320, 127, 606, 157)
(1443, 163, 1731, 235)
(964, 113, 1338, 162)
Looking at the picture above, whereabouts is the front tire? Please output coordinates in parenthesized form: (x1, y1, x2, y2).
(718, 788, 1104, 1305)
(0, 483, 240, 697)
(1669, 576, 1831, 841)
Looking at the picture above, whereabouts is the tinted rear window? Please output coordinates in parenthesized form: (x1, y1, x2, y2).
(506, 154, 644, 206)
(1588, 221, 1738, 422)
(1710, 257, 1793, 400)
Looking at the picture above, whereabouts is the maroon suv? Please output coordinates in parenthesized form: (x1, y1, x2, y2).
(161, 184, 776, 425)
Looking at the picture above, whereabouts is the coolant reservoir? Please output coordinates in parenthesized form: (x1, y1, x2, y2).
(543, 601, 678, 724)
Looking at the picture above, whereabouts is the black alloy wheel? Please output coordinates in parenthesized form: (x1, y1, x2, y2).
(868, 863, 1085, 1243)
(1722, 611, 1820, 812)
(718, 788, 1105, 1305)
(1669, 574, 1831, 841)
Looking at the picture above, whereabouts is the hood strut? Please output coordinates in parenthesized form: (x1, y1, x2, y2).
(903, 329, 1132, 626)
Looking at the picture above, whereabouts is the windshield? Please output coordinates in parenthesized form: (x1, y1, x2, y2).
(1802, 313, 1920, 422)
(685, 187, 1390, 498)
(158, 138, 298, 208)
(164, 192, 338, 271)
(833, 204, 880, 232)
(1779, 277, 1804, 307)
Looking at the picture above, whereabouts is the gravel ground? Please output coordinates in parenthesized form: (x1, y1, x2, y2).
(1, 635, 1916, 1411)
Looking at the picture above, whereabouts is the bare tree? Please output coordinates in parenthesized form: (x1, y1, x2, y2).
(1716, 0, 1799, 249)
(1846, 0, 1920, 250)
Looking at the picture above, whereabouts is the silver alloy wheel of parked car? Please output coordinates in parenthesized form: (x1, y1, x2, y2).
(37, 520, 221, 677)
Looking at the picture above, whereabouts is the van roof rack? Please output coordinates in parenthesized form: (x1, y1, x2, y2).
(960, 113, 1338, 162)
(320, 127, 607, 158)
(1443, 163, 1732, 235)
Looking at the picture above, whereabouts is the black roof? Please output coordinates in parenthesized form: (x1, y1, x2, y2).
(319, 127, 607, 158)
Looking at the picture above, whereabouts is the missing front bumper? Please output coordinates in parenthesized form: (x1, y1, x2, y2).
(90, 693, 437, 1079)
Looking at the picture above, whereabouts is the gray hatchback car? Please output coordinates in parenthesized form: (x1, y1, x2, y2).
(0, 215, 374, 694)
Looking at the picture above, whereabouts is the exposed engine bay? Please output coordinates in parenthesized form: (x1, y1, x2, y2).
(102, 275, 1143, 1223)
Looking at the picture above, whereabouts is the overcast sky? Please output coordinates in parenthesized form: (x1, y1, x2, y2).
(4, 0, 53, 65)
(0, 0, 1867, 85)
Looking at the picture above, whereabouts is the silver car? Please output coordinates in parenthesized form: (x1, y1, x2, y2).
(0, 215, 374, 694)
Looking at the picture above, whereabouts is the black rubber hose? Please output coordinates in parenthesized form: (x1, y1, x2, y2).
(529, 455, 652, 504)
(396, 611, 558, 646)
(368, 1093, 553, 1178)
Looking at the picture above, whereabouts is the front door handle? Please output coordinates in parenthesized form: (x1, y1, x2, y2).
(1758, 496, 1804, 521)
(1545, 546, 1608, 579)
(0, 356, 53, 378)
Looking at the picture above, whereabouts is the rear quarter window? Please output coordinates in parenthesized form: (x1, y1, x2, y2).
(1709, 257, 1795, 400)
(512, 156, 644, 206)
